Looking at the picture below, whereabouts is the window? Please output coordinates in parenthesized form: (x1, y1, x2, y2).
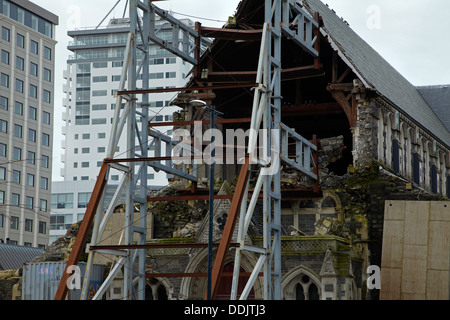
(93, 61, 107, 68)
(93, 76, 107, 82)
(41, 155, 49, 168)
(92, 104, 107, 111)
(11, 194, 20, 206)
(81, 176, 89, 181)
(27, 173, 35, 187)
(16, 34, 24, 48)
(43, 68, 51, 82)
(98, 132, 106, 139)
(73, 162, 78, 168)
(16, 56, 24, 71)
(29, 106, 37, 120)
(78, 192, 91, 208)
(1, 73, 9, 87)
(13, 147, 21, 160)
(412, 153, 420, 185)
(10, 216, 19, 230)
(27, 151, 36, 165)
(294, 274, 320, 300)
(43, 90, 51, 103)
(82, 133, 90, 139)
(112, 61, 123, 67)
(149, 72, 164, 79)
(25, 219, 33, 232)
(25, 197, 34, 210)
(50, 215, 72, 231)
(30, 62, 38, 76)
(92, 90, 107, 96)
(0, 119, 7, 133)
(39, 221, 46, 234)
(12, 170, 20, 184)
(42, 111, 51, 125)
(111, 75, 121, 81)
(42, 133, 50, 146)
(81, 147, 89, 154)
(430, 165, 438, 193)
(0, 167, 5, 180)
(0, 143, 6, 157)
(0, 191, 4, 204)
(28, 128, 36, 142)
(150, 58, 164, 65)
(2, 27, 10, 42)
(30, 40, 38, 54)
(44, 47, 51, 60)
(40, 176, 48, 190)
(1, 50, 9, 64)
(92, 118, 106, 125)
(51, 193, 74, 209)
(15, 78, 23, 93)
(40, 199, 48, 212)
(97, 147, 105, 153)
(0, 96, 8, 110)
(81, 162, 89, 168)
(15, 101, 23, 115)
(165, 72, 176, 78)
(14, 124, 22, 138)
(30, 84, 38, 98)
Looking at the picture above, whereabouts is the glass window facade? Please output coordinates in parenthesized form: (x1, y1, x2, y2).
(0, 0, 54, 38)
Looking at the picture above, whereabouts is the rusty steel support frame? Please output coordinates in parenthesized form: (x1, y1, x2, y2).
(54, 161, 109, 300)
(55, 0, 320, 301)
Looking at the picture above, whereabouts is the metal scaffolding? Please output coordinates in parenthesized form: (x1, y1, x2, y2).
(54, 0, 320, 300)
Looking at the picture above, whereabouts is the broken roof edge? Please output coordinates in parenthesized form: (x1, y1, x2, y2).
(302, 0, 450, 148)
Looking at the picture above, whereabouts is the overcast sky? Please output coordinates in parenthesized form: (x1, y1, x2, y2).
(28, 0, 449, 180)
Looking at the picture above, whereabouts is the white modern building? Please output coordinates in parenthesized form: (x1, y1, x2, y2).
(60, 17, 193, 185)
(51, 17, 194, 242)
(0, 0, 58, 248)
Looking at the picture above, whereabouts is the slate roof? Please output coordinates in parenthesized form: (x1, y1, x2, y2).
(300, 0, 450, 147)
(0, 243, 44, 270)
(417, 85, 450, 132)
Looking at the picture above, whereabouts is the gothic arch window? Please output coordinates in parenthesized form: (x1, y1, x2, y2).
(412, 152, 420, 185)
(405, 127, 413, 178)
(295, 274, 320, 300)
(430, 164, 438, 194)
(385, 112, 393, 168)
(282, 266, 321, 300)
(392, 139, 400, 174)
(377, 109, 385, 163)
(144, 278, 169, 300)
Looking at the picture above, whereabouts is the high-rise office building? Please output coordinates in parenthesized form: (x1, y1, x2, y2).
(51, 17, 193, 242)
(0, 0, 58, 248)
(60, 17, 192, 184)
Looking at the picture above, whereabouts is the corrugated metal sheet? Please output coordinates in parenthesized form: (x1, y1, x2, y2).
(0, 243, 44, 270)
(22, 261, 105, 300)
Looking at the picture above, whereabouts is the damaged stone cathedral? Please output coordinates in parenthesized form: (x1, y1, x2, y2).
(2, 0, 448, 301)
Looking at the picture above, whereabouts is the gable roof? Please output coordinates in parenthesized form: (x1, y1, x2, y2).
(301, 0, 450, 147)
(417, 85, 450, 132)
(0, 243, 44, 270)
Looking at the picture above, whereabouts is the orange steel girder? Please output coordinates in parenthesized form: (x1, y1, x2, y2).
(207, 155, 250, 300)
(54, 161, 109, 300)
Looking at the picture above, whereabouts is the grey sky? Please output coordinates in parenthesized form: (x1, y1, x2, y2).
(27, 0, 449, 180)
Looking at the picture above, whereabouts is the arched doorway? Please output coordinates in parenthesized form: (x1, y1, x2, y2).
(215, 262, 255, 300)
